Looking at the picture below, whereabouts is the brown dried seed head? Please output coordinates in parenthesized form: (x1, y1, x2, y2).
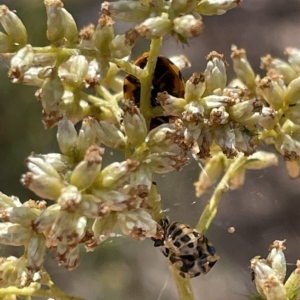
(84, 145, 105, 165)
(79, 24, 95, 41)
(99, 14, 114, 27)
(206, 51, 224, 61)
(190, 72, 205, 85)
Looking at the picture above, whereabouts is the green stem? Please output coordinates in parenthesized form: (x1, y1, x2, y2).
(0, 284, 84, 300)
(170, 264, 195, 300)
(148, 183, 164, 222)
(139, 37, 163, 129)
(148, 176, 194, 300)
(196, 153, 248, 234)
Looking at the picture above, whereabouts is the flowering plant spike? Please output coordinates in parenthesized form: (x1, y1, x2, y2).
(0, 1, 299, 300)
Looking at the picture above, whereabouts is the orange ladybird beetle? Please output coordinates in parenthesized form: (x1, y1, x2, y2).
(123, 52, 185, 129)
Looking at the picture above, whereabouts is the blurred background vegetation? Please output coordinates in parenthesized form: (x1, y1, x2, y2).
(1, 1, 300, 299)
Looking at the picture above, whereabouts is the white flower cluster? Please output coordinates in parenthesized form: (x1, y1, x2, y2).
(251, 240, 300, 300)
(1, 0, 300, 299)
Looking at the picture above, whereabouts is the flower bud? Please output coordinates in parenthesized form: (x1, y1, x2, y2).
(80, 194, 110, 218)
(22, 155, 65, 199)
(117, 209, 158, 240)
(0, 5, 27, 47)
(60, 6, 78, 44)
(32, 204, 60, 233)
(233, 127, 258, 155)
(267, 240, 287, 282)
(145, 151, 189, 173)
(32, 53, 57, 67)
(51, 211, 86, 246)
(156, 92, 186, 116)
(57, 118, 78, 156)
(194, 152, 224, 197)
(261, 54, 297, 84)
(284, 47, 300, 73)
(185, 72, 206, 102)
(285, 260, 300, 299)
(57, 243, 80, 270)
(79, 23, 95, 49)
(60, 89, 83, 124)
(275, 132, 300, 161)
(21, 67, 44, 86)
(27, 234, 46, 271)
(123, 101, 147, 147)
(44, 0, 78, 45)
(1, 206, 40, 226)
(57, 185, 82, 212)
(8, 45, 34, 82)
(257, 107, 278, 130)
(208, 106, 229, 125)
(91, 213, 117, 247)
(129, 165, 152, 188)
(285, 160, 300, 179)
(231, 46, 256, 90)
(0, 256, 34, 288)
(25, 155, 62, 180)
(92, 189, 130, 211)
(201, 95, 236, 109)
(110, 29, 138, 59)
(196, 0, 240, 16)
(93, 14, 114, 57)
(135, 17, 172, 39)
(146, 123, 185, 153)
(183, 101, 205, 125)
(173, 15, 203, 38)
(251, 257, 287, 300)
(171, 0, 199, 13)
(101, 1, 151, 22)
(21, 171, 64, 200)
(285, 104, 300, 126)
(0, 31, 13, 52)
(196, 130, 213, 159)
(169, 54, 191, 71)
(40, 68, 64, 114)
(245, 151, 278, 170)
(204, 51, 227, 93)
(85, 59, 100, 88)
(258, 76, 285, 110)
(0, 223, 31, 246)
(95, 121, 126, 149)
(96, 159, 140, 188)
(64, 55, 89, 88)
(36, 153, 71, 174)
(70, 145, 104, 190)
(77, 117, 102, 154)
(228, 98, 262, 125)
(0, 192, 22, 209)
(182, 102, 205, 141)
(214, 125, 237, 158)
(60, 57, 84, 86)
(284, 76, 300, 105)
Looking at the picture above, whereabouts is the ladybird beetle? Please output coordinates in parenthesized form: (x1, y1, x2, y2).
(123, 52, 185, 129)
(152, 218, 219, 278)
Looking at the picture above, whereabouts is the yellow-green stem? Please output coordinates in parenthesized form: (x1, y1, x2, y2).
(139, 37, 163, 129)
(148, 183, 164, 222)
(0, 284, 84, 300)
(171, 264, 195, 300)
(148, 172, 194, 300)
(196, 153, 248, 234)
